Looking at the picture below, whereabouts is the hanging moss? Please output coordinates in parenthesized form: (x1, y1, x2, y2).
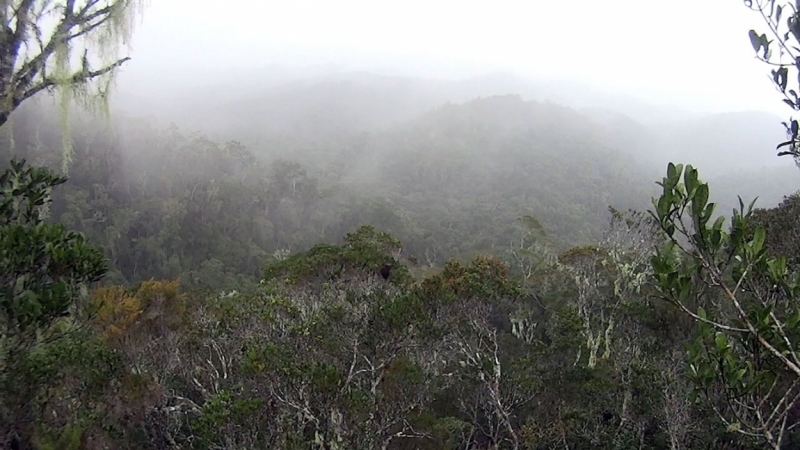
(0, 1, 145, 174)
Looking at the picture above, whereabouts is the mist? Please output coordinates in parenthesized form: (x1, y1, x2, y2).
(9, 0, 799, 247)
(9, 0, 793, 261)
(101, 0, 799, 180)
(11, 1, 800, 448)
(114, 0, 786, 112)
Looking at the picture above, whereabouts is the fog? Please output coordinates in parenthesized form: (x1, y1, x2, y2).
(115, 0, 784, 115)
(11, 3, 800, 447)
(99, 1, 797, 178)
(7, 0, 800, 272)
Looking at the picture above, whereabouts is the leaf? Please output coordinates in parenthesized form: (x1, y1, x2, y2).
(752, 227, 766, 254)
(692, 184, 709, 217)
(703, 202, 716, 221)
(783, 99, 796, 109)
(667, 162, 677, 181)
(684, 164, 698, 195)
(777, 5, 783, 23)
(747, 197, 759, 214)
(710, 229, 723, 249)
(773, 66, 789, 91)
(715, 332, 729, 351)
(763, 36, 772, 59)
(657, 193, 671, 220)
(712, 215, 726, 231)
(749, 30, 762, 54)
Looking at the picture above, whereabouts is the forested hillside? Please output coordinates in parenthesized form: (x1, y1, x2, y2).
(117, 69, 798, 193)
(4, 80, 800, 448)
(5, 1, 800, 445)
(116, 71, 694, 141)
(14, 0, 800, 450)
(0, 95, 662, 289)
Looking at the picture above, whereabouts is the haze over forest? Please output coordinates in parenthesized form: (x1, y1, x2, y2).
(8, 1, 800, 449)
(106, 0, 800, 209)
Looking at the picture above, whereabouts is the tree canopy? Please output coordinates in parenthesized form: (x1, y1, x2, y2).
(3, 1, 800, 448)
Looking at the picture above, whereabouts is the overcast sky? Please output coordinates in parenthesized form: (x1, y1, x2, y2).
(116, 0, 789, 115)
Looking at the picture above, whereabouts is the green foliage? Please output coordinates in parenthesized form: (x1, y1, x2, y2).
(745, 0, 800, 161)
(263, 225, 411, 286)
(651, 162, 800, 449)
(0, 160, 107, 344)
(749, 192, 800, 270)
(5, 79, 797, 447)
(0, 95, 661, 293)
(2, 329, 130, 450)
(0, 160, 184, 450)
(3, 155, 788, 449)
(419, 255, 522, 303)
(188, 390, 263, 448)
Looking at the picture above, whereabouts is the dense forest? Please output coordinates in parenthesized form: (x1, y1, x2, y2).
(4, 90, 797, 291)
(7, 1, 800, 449)
(0, 96, 660, 288)
(3, 87, 800, 449)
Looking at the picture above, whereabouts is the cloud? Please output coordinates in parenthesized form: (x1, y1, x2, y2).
(117, 0, 786, 114)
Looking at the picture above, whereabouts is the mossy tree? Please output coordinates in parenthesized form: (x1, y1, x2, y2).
(0, 0, 144, 171)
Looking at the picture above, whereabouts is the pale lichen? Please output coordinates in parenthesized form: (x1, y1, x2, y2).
(1, 0, 146, 173)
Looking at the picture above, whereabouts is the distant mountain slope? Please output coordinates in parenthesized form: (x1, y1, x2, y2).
(315, 95, 661, 251)
(10, 82, 799, 262)
(114, 68, 788, 178)
(41, 67, 800, 228)
(112, 70, 697, 144)
(707, 163, 800, 214)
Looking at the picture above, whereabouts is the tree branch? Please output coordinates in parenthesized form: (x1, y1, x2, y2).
(21, 55, 129, 102)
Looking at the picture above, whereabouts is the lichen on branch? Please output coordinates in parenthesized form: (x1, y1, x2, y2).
(0, 0, 143, 171)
